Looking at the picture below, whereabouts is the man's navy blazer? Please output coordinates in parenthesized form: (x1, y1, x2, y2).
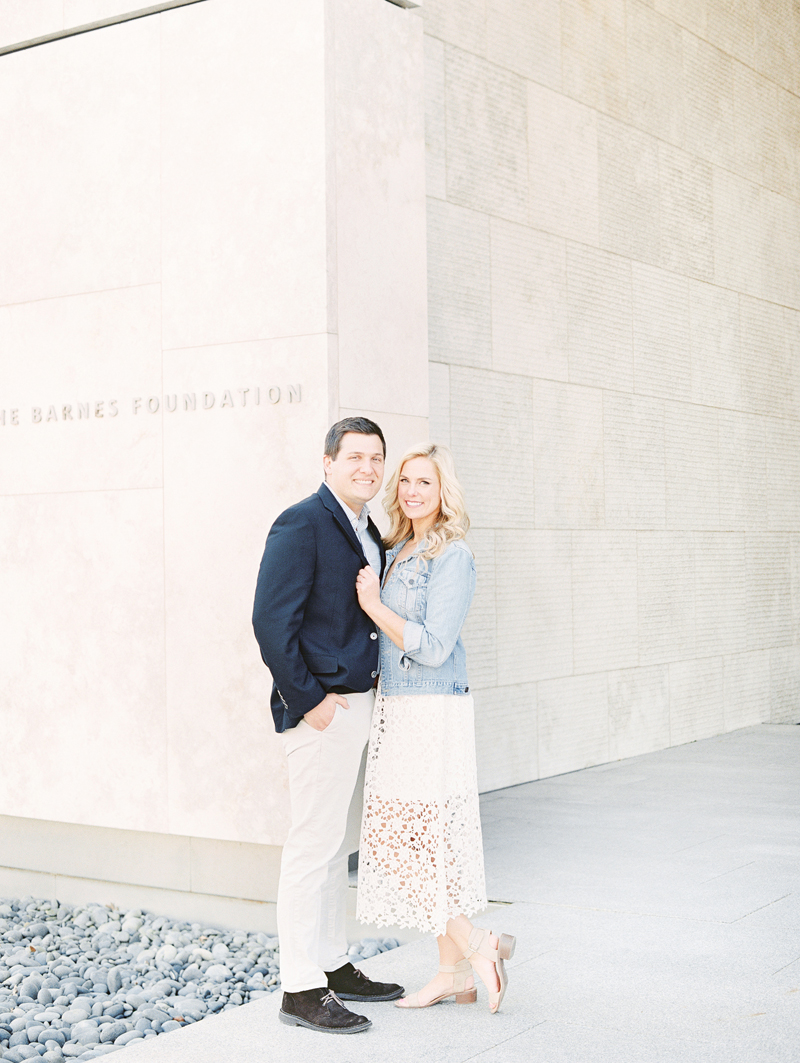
(252, 482, 386, 733)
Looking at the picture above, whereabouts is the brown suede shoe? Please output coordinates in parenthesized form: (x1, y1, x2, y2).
(326, 961, 404, 1002)
(279, 987, 372, 1034)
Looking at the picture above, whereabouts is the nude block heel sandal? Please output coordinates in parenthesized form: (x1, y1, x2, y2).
(397, 959, 477, 1008)
(463, 927, 516, 1013)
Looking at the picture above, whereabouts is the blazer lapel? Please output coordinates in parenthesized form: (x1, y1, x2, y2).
(318, 483, 367, 563)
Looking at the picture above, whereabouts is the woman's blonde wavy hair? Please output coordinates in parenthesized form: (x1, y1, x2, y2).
(383, 443, 470, 559)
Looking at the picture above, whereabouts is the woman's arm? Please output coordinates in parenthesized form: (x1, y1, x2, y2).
(400, 546, 476, 668)
(355, 566, 406, 649)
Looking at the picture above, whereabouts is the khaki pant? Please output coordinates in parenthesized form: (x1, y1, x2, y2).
(277, 689, 374, 993)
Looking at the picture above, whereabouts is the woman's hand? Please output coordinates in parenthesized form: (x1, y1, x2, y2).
(356, 565, 381, 612)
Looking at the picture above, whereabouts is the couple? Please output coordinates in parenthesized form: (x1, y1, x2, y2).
(252, 417, 514, 1035)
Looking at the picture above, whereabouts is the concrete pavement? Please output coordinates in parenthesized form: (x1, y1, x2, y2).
(122, 723, 800, 1063)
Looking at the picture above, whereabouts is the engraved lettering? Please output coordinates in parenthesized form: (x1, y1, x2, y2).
(11, 409, 18, 425)
(78, 403, 90, 419)
(0, 410, 4, 426)
(220, 390, 234, 408)
(94, 401, 104, 418)
(108, 400, 118, 417)
(62, 405, 73, 420)
(133, 397, 142, 414)
(238, 388, 249, 406)
(288, 384, 301, 403)
(32, 407, 42, 423)
(148, 396, 160, 414)
(254, 387, 260, 405)
(203, 392, 215, 410)
(165, 394, 177, 413)
(183, 393, 196, 411)
(46, 406, 58, 422)
(268, 387, 281, 404)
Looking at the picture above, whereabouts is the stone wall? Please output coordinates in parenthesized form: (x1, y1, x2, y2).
(420, 0, 800, 791)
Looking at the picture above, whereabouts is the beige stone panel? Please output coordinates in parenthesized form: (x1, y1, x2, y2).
(473, 684, 537, 792)
(705, 0, 755, 68)
(424, 34, 447, 201)
(450, 367, 534, 530)
(668, 657, 724, 745)
(733, 63, 780, 190)
(739, 295, 793, 418)
(785, 308, 800, 420)
(461, 529, 497, 691)
(637, 531, 695, 665)
(445, 46, 528, 223)
(604, 393, 665, 529)
(566, 243, 633, 392)
(162, 336, 330, 845)
(528, 83, 599, 246)
(776, 89, 800, 202)
(533, 381, 604, 529)
(694, 532, 747, 658)
(0, 489, 168, 832)
(626, 1, 685, 146)
(421, 0, 487, 54)
(689, 280, 742, 411)
(160, 0, 327, 350)
(653, 0, 706, 37)
(538, 673, 609, 778)
(427, 199, 492, 368)
(0, 16, 159, 306)
(760, 189, 800, 312)
(718, 410, 767, 530)
(746, 533, 792, 652)
(791, 534, 800, 646)
(561, 0, 627, 120)
(428, 361, 451, 446)
(658, 144, 714, 281)
(769, 645, 800, 723)
(712, 168, 763, 300)
(723, 650, 769, 731)
(608, 665, 670, 760)
(189, 837, 281, 903)
(334, 0, 428, 416)
(496, 531, 572, 683)
(63, 1, 155, 24)
(767, 420, 800, 531)
(632, 262, 691, 401)
(0, 815, 191, 893)
(664, 401, 720, 530)
(682, 32, 736, 172)
(754, 0, 799, 95)
(0, 0, 62, 46)
(490, 218, 568, 381)
(572, 532, 638, 674)
(486, 0, 561, 88)
(598, 117, 661, 267)
(0, 286, 162, 496)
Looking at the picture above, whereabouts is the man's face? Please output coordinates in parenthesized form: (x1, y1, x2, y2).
(323, 433, 385, 514)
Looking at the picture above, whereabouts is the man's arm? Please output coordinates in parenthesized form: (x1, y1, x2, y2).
(252, 509, 328, 724)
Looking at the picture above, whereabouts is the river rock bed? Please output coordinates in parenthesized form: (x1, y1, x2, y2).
(0, 896, 400, 1061)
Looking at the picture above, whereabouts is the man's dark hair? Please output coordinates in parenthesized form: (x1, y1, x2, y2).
(324, 417, 386, 459)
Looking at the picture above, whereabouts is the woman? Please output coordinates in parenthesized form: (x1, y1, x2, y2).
(355, 443, 515, 1013)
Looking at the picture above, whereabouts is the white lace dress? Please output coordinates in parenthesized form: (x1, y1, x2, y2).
(356, 689, 488, 936)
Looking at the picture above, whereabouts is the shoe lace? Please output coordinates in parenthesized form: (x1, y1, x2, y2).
(320, 990, 344, 1008)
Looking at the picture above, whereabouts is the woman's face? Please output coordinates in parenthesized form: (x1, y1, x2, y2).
(397, 456, 441, 527)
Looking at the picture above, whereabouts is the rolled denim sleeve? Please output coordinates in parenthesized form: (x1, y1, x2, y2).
(400, 545, 476, 669)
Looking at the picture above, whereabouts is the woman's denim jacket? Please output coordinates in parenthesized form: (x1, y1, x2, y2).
(378, 538, 476, 695)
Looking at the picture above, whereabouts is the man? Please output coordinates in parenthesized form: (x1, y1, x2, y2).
(252, 417, 403, 1034)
